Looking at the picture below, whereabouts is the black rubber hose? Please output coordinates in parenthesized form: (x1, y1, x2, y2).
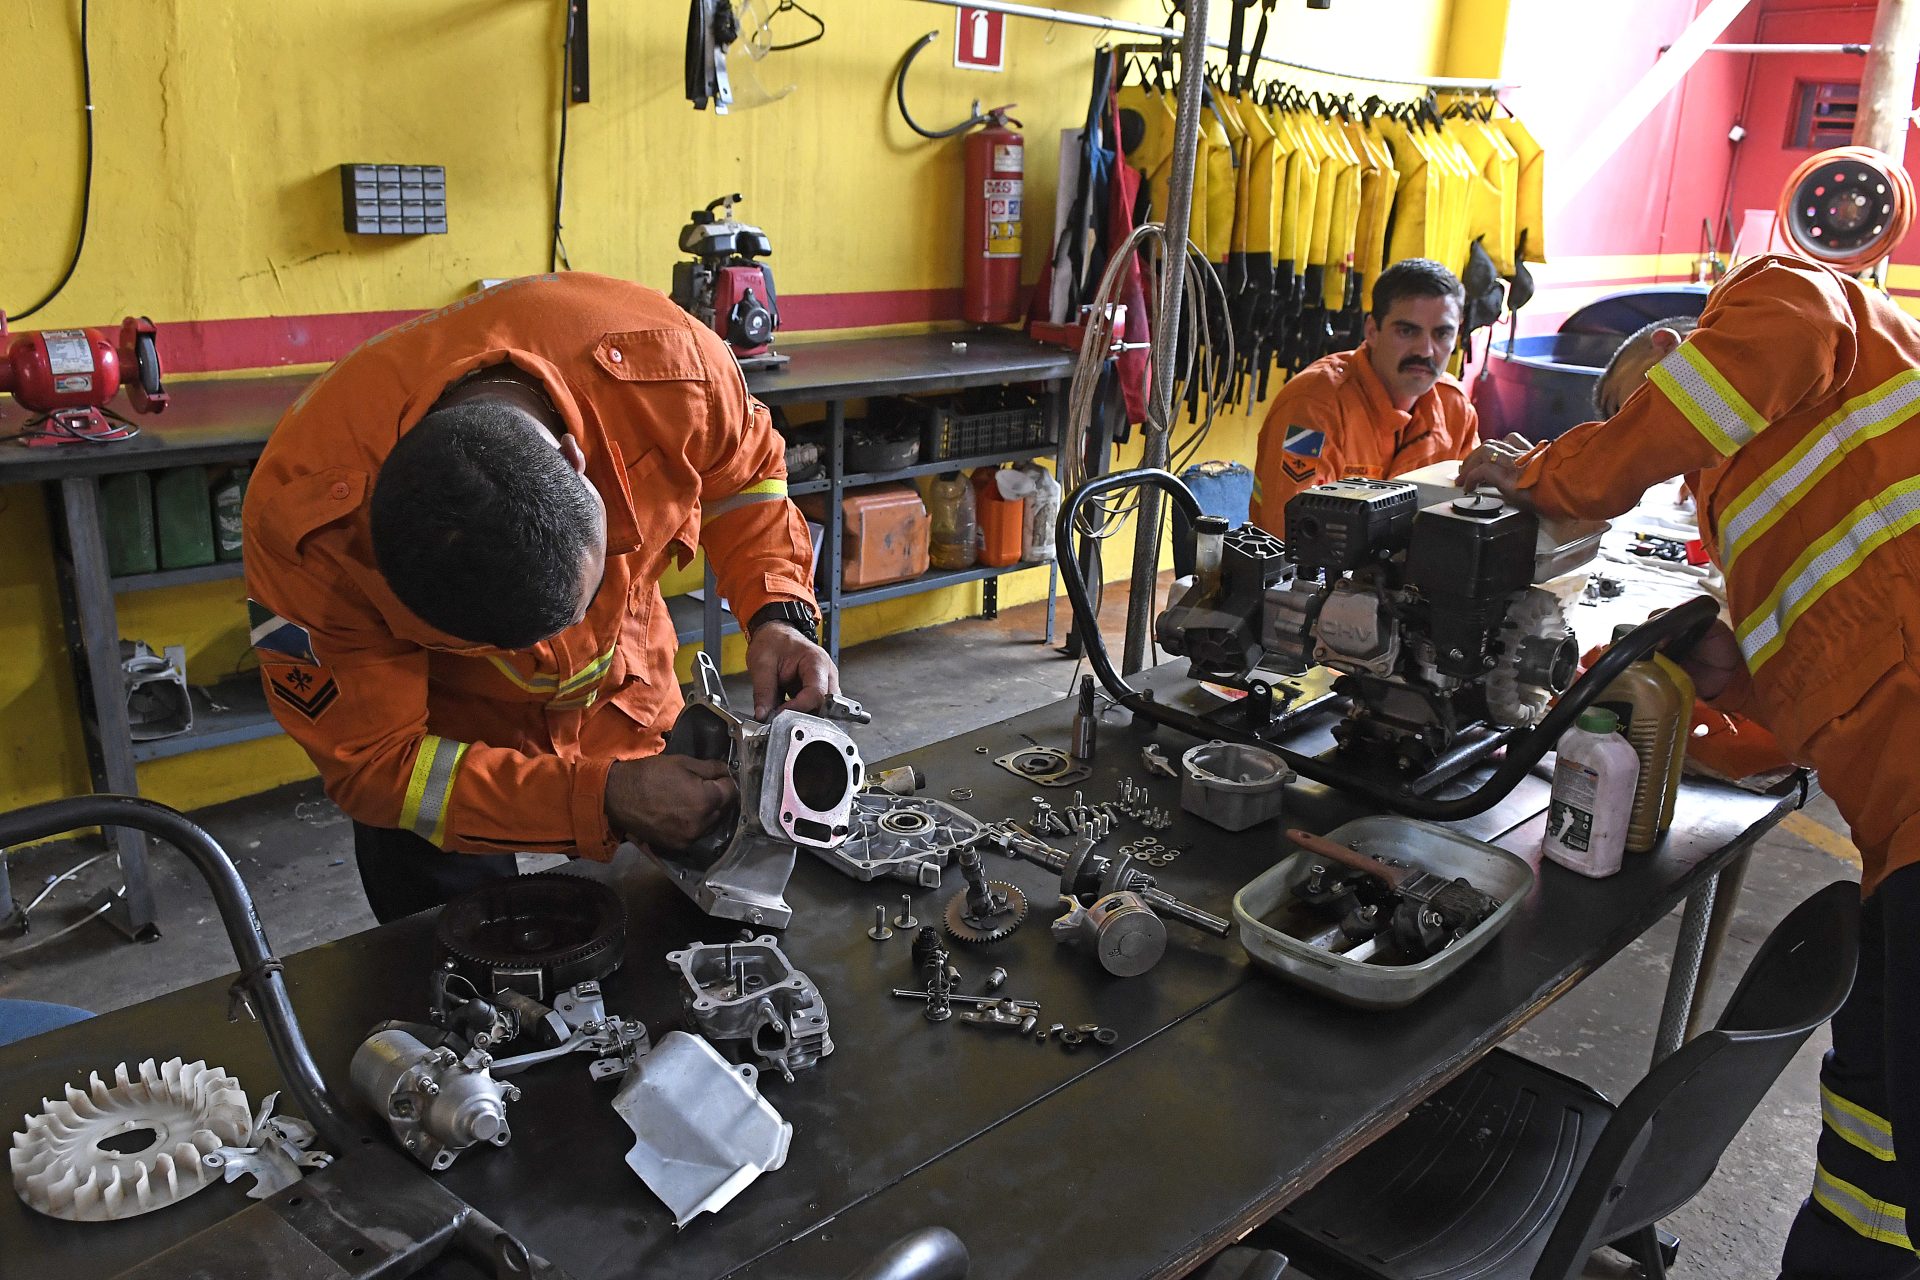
(844, 1226, 970, 1280)
(1055, 468, 1722, 821)
(895, 32, 989, 139)
(0, 795, 359, 1150)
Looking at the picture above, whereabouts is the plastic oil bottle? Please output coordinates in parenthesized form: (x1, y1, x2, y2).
(927, 471, 978, 570)
(1542, 707, 1639, 878)
(1594, 624, 1695, 852)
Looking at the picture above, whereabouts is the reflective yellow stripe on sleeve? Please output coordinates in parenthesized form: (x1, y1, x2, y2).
(1647, 341, 1767, 457)
(1812, 1163, 1913, 1250)
(400, 735, 470, 847)
(706, 477, 788, 521)
(1719, 370, 1920, 569)
(1822, 1083, 1898, 1162)
(1736, 476, 1920, 671)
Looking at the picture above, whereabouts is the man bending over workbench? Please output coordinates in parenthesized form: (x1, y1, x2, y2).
(1462, 252, 1920, 1278)
(243, 274, 836, 923)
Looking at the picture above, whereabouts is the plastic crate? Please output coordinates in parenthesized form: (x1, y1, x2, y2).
(873, 393, 1051, 463)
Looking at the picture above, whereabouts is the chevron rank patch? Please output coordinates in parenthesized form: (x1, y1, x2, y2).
(248, 599, 317, 665)
(265, 662, 340, 722)
(1282, 426, 1325, 458)
(1281, 454, 1316, 484)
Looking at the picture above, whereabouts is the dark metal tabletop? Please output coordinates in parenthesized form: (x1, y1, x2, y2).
(0, 668, 1794, 1279)
(0, 330, 1072, 484)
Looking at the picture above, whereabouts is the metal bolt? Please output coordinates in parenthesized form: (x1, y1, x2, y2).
(419, 1079, 440, 1096)
(986, 966, 1008, 991)
(868, 907, 894, 941)
(893, 896, 918, 929)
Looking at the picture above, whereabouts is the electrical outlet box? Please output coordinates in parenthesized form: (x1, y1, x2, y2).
(340, 164, 448, 235)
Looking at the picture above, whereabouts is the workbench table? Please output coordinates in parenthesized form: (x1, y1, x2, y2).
(0, 665, 1799, 1280)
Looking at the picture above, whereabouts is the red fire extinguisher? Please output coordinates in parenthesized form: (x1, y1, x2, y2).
(895, 32, 1024, 325)
(962, 110, 1023, 325)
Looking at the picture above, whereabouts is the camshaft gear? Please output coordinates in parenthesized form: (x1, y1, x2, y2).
(943, 882, 1029, 944)
(10, 1058, 251, 1221)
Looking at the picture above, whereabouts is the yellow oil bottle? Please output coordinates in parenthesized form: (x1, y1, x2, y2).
(1594, 623, 1696, 853)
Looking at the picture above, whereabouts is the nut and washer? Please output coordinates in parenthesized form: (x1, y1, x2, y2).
(975, 745, 990, 754)
(950, 787, 974, 801)
(1092, 1027, 1119, 1046)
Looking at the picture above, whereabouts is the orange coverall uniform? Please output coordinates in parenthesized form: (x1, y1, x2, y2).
(1516, 253, 1920, 896)
(1514, 253, 1920, 1269)
(1250, 343, 1479, 533)
(242, 273, 816, 862)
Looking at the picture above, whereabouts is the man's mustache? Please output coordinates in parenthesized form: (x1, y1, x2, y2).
(1400, 359, 1436, 373)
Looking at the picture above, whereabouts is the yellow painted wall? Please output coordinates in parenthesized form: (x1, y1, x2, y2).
(0, 0, 1462, 817)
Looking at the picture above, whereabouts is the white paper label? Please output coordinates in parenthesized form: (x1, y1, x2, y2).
(42, 330, 94, 377)
(992, 143, 1023, 175)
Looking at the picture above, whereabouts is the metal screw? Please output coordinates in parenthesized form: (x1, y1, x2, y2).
(893, 896, 918, 929)
(986, 966, 1008, 991)
(868, 907, 894, 941)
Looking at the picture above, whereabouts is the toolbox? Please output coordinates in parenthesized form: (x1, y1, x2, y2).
(797, 483, 929, 591)
(1232, 816, 1533, 1010)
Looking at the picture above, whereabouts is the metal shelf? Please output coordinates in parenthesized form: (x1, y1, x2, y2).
(839, 560, 1046, 608)
(840, 445, 1054, 488)
(130, 676, 282, 763)
(111, 559, 246, 594)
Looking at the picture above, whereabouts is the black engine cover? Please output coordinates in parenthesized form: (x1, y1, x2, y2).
(1285, 480, 1418, 574)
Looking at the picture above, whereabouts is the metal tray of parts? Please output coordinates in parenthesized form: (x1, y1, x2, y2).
(1232, 816, 1534, 1010)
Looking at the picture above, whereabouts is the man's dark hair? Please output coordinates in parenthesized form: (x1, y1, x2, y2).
(370, 400, 600, 649)
(1594, 315, 1698, 414)
(1371, 258, 1467, 323)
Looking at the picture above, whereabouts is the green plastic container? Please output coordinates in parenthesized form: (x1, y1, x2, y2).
(101, 471, 158, 577)
(155, 466, 216, 569)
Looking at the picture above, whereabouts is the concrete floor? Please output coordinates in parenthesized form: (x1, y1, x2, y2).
(0, 583, 1858, 1278)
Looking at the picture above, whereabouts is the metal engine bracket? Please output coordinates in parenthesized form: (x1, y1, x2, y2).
(666, 935, 832, 1083)
(814, 794, 982, 887)
(655, 652, 865, 928)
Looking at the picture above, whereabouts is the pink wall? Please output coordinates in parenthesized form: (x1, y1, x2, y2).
(1501, 0, 1761, 332)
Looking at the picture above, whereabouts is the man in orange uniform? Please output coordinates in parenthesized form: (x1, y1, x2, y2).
(1250, 259, 1479, 532)
(1462, 253, 1920, 1277)
(244, 273, 836, 923)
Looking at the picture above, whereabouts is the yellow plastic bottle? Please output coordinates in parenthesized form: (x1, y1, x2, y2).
(1594, 623, 1696, 853)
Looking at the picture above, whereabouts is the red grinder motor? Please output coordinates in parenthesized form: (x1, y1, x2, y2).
(0, 315, 168, 446)
(670, 193, 788, 369)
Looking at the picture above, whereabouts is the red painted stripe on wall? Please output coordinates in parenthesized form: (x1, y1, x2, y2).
(150, 287, 969, 374)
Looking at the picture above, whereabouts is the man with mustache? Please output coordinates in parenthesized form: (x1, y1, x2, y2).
(1250, 258, 1479, 533)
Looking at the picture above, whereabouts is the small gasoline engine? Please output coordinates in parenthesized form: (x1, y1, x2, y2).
(1153, 477, 1589, 784)
(670, 193, 787, 369)
(0, 314, 168, 446)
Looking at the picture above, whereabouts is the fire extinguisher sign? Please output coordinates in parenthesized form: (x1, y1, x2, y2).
(954, 8, 1005, 72)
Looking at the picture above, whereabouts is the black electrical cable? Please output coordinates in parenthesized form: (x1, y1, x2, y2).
(9, 0, 93, 322)
(549, 0, 576, 274)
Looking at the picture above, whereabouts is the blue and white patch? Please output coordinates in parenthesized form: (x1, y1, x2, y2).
(248, 599, 317, 665)
(1282, 426, 1325, 458)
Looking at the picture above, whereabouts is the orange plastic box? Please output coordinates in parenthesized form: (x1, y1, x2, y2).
(798, 483, 930, 590)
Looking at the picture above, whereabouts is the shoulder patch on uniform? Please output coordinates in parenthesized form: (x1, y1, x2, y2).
(1282, 426, 1325, 458)
(248, 600, 317, 665)
(265, 663, 339, 722)
(1281, 455, 1317, 484)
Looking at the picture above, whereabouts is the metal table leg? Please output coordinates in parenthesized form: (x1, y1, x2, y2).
(1685, 849, 1754, 1041)
(50, 476, 160, 939)
(1653, 876, 1718, 1067)
(825, 402, 845, 661)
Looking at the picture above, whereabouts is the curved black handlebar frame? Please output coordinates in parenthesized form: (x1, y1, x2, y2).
(1055, 467, 1720, 821)
(0, 795, 359, 1150)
